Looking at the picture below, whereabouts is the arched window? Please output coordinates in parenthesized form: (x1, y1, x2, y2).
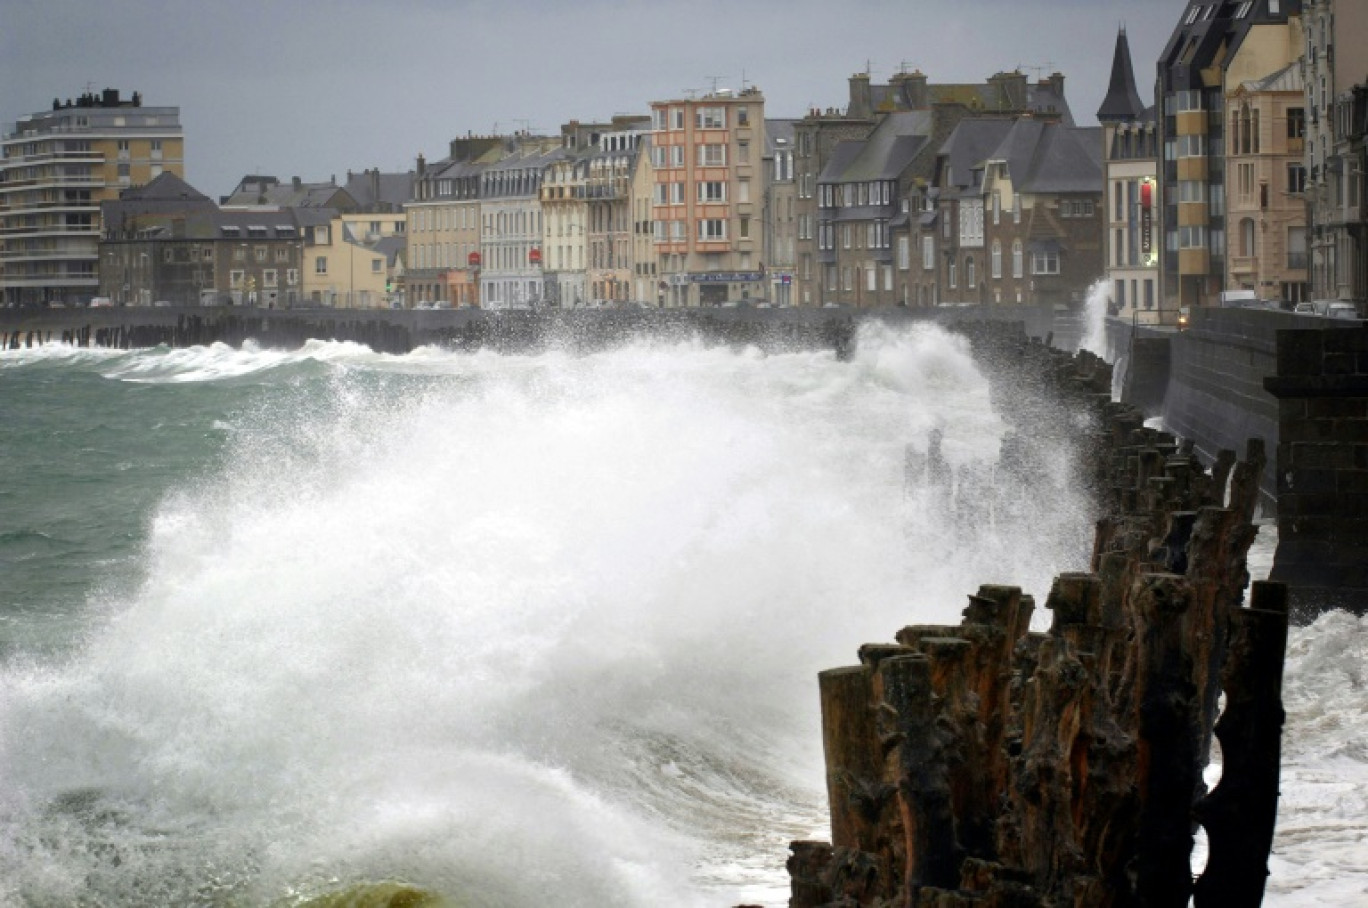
(1012, 239, 1024, 278)
(991, 240, 1002, 279)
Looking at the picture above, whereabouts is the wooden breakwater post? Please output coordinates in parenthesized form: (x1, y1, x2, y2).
(786, 335, 1287, 907)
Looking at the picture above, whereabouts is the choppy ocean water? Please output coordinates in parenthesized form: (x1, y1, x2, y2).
(0, 325, 1362, 906)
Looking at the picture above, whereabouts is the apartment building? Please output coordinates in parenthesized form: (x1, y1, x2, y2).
(764, 120, 799, 306)
(583, 123, 648, 307)
(98, 172, 303, 307)
(1098, 27, 1162, 318)
(649, 88, 767, 307)
(408, 139, 503, 307)
(796, 69, 1074, 308)
(1226, 62, 1310, 302)
(1, 89, 183, 307)
(541, 152, 589, 307)
(480, 137, 564, 309)
(924, 118, 1103, 308)
(1303, 0, 1368, 301)
(1156, 0, 1304, 309)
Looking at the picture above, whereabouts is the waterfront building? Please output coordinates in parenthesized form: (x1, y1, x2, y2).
(296, 209, 396, 309)
(1098, 27, 1162, 319)
(764, 119, 798, 306)
(1226, 62, 1311, 302)
(627, 132, 657, 305)
(540, 150, 589, 308)
(98, 172, 303, 307)
(1302, 0, 1368, 302)
(1155, 0, 1304, 309)
(927, 118, 1103, 308)
(650, 87, 767, 307)
(224, 168, 411, 309)
(1, 89, 183, 307)
(480, 136, 564, 309)
(580, 119, 649, 307)
(408, 137, 505, 307)
(795, 69, 1074, 308)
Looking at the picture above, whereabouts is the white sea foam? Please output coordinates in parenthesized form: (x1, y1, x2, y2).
(4, 324, 1354, 905)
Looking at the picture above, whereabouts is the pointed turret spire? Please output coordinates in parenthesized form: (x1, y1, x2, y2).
(1097, 26, 1146, 122)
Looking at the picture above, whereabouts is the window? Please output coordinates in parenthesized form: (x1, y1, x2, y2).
(1288, 107, 1305, 139)
(315, 256, 327, 274)
(263, 269, 278, 288)
(671, 146, 684, 167)
(696, 107, 726, 129)
(992, 191, 1001, 225)
(949, 261, 957, 288)
(254, 246, 267, 263)
(372, 259, 383, 273)
(922, 237, 934, 270)
(699, 181, 726, 202)
(670, 108, 684, 129)
(739, 217, 750, 239)
(230, 269, 244, 287)
(1032, 251, 1060, 274)
(1287, 163, 1306, 193)
(738, 180, 750, 203)
(699, 144, 726, 166)
(842, 225, 851, 249)
(966, 256, 976, 286)
(315, 225, 330, 245)
(991, 240, 1002, 279)
(738, 142, 750, 164)
(737, 106, 749, 126)
(866, 266, 876, 292)
(1012, 240, 1023, 278)
(287, 268, 298, 286)
(698, 219, 726, 240)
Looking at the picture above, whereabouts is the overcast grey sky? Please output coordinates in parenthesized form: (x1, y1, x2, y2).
(3, 0, 1180, 198)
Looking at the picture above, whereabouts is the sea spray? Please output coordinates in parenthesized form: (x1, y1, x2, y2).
(0, 325, 1099, 905)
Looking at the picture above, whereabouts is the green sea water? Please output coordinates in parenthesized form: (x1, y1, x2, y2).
(1, 348, 242, 656)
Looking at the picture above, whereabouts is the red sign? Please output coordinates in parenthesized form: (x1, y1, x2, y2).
(468, 251, 481, 267)
(529, 247, 542, 265)
(1140, 181, 1153, 209)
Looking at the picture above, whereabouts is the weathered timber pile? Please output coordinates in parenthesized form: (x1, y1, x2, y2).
(786, 333, 1289, 908)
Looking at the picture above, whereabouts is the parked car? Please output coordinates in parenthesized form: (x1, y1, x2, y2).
(1327, 302, 1361, 320)
(90, 297, 114, 308)
(1293, 301, 1317, 315)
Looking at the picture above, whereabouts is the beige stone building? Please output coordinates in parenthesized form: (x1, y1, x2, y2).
(650, 88, 767, 307)
(408, 140, 504, 308)
(1, 89, 184, 307)
(1225, 63, 1309, 302)
(299, 210, 404, 308)
(1157, 0, 1304, 309)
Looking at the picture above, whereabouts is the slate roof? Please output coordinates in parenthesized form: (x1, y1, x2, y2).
(1097, 28, 1147, 122)
(765, 118, 798, 156)
(221, 176, 353, 210)
(937, 119, 1016, 194)
(117, 171, 211, 203)
(818, 111, 933, 185)
(342, 170, 414, 210)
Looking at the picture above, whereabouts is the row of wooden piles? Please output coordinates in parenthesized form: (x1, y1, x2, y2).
(783, 332, 1288, 907)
